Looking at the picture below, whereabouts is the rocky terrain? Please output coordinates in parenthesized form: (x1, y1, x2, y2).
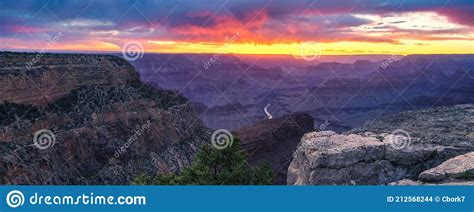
(0, 51, 316, 185)
(288, 104, 474, 185)
(0, 52, 210, 184)
(234, 113, 314, 184)
(1, 52, 138, 106)
(1, 51, 472, 186)
(132, 54, 474, 131)
(391, 152, 474, 185)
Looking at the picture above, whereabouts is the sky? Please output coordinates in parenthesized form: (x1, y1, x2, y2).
(1, 0, 473, 56)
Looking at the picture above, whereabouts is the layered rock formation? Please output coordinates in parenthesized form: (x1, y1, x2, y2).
(391, 152, 474, 185)
(288, 104, 474, 185)
(134, 54, 474, 131)
(419, 152, 474, 182)
(234, 112, 314, 184)
(287, 131, 402, 185)
(0, 52, 139, 106)
(0, 52, 210, 184)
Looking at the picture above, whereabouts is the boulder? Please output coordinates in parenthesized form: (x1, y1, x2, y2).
(288, 131, 403, 185)
(288, 104, 474, 185)
(418, 152, 474, 182)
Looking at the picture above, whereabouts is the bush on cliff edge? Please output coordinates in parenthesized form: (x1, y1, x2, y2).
(132, 138, 273, 185)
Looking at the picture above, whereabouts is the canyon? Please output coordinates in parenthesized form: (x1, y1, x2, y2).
(132, 54, 473, 132)
(0, 52, 208, 184)
(0, 52, 314, 184)
(0, 51, 472, 185)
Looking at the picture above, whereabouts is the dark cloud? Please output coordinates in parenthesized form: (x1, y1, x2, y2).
(0, 0, 472, 45)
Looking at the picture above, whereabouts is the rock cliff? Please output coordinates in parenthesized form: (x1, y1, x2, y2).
(288, 104, 474, 185)
(0, 52, 139, 106)
(0, 52, 209, 184)
(391, 151, 474, 185)
(234, 112, 314, 184)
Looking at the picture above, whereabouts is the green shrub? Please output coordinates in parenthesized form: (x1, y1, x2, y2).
(133, 138, 273, 185)
(459, 171, 474, 180)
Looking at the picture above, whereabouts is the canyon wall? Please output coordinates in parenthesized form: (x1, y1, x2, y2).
(0, 52, 209, 184)
(0, 52, 139, 106)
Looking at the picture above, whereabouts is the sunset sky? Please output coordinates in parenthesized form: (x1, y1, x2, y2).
(1, 0, 473, 56)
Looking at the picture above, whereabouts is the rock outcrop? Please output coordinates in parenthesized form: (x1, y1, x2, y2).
(418, 152, 474, 183)
(391, 152, 474, 185)
(234, 112, 314, 184)
(288, 131, 402, 185)
(0, 52, 210, 184)
(135, 53, 474, 131)
(288, 104, 474, 185)
(0, 52, 139, 106)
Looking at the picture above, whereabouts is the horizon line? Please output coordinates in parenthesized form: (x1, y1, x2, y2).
(3, 49, 474, 57)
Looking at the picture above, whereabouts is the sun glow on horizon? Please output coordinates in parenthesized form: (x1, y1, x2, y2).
(9, 40, 471, 56)
(140, 40, 473, 55)
(4, 38, 473, 56)
(2, 2, 473, 56)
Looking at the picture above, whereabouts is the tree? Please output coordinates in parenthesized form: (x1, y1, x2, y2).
(132, 138, 273, 185)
